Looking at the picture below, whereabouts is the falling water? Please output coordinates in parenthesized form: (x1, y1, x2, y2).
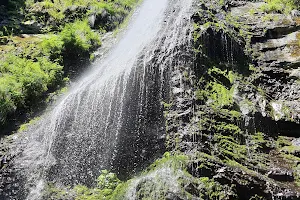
(0, 0, 195, 199)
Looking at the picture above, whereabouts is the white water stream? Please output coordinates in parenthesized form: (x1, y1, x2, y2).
(0, 0, 195, 199)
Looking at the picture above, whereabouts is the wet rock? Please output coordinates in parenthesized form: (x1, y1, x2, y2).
(292, 138, 300, 146)
(64, 5, 87, 18)
(165, 192, 184, 200)
(184, 183, 199, 197)
(275, 190, 300, 200)
(167, 0, 300, 199)
(88, 14, 96, 28)
(267, 168, 294, 182)
(291, 10, 300, 17)
(21, 20, 41, 34)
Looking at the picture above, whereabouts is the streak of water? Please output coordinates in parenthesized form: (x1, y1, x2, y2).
(0, 0, 195, 199)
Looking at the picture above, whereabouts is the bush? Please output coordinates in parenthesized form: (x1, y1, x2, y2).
(60, 20, 101, 56)
(73, 170, 122, 200)
(40, 34, 64, 62)
(0, 0, 140, 126)
(0, 74, 22, 124)
(0, 55, 63, 125)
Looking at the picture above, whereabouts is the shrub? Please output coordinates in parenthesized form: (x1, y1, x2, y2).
(60, 20, 101, 56)
(0, 74, 22, 124)
(0, 0, 140, 126)
(73, 170, 122, 200)
(40, 34, 64, 62)
(0, 55, 63, 125)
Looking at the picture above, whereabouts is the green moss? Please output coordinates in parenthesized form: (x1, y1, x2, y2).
(248, 64, 257, 72)
(294, 164, 300, 186)
(43, 170, 125, 200)
(74, 186, 104, 200)
(107, 182, 130, 200)
(249, 194, 265, 200)
(276, 136, 292, 148)
(195, 67, 237, 109)
(218, 137, 247, 162)
(18, 117, 41, 132)
(282, 153, 300, 162)
(229, 110, 242, 120)
(197, 177, 227, 199)
(89, 53, 95, 62)
(262, 14, 280, 22)
(260, 0, 297, 14)
(146, 152, 188, 172)
(215, 123, 243, 137)
(250, 132, 270, 150)
(42, 183, 73, 200)
(161, 101, 173, 110)
(207, 82, 234, 108)
(225, 159, 251, 173)
(281, 145, 300, 155)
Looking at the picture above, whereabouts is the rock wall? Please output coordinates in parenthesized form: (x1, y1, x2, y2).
(126, 0, 300, 199)
(2, 0, 300, 199)
(158, 0, 300, 199)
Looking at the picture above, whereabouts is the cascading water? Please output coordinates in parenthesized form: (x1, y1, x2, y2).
(0, 0, 195, 199)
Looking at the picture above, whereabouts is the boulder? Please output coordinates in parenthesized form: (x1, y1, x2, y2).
(267, 168, 294, 182)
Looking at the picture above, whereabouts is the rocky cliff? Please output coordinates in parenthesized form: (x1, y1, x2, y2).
(157, 0, 300, 199)
(1, 0, 300, 199)
(115, 0, 300, 199)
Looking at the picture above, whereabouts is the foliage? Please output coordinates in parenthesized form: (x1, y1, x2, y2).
(40, 34, 64, 62)
(42, 183, 74, 200)
(260, 0, 299, 14)
(24, 0, 140, 31)
(18, 116, 40, 132)
(0, 0, 140, 127)
(196, 68, 236, 109)
(0, 55, 63, 125)
(60, 20, 101, 56)
(74, 170, 122, 200)
(43, 170, 123, 200)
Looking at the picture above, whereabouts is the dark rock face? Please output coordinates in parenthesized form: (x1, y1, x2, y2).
(162, 0, 300, 199)
(267, 168, 294, 182)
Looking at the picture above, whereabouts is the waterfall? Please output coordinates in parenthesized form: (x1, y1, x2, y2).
(0, 0, 195, 199)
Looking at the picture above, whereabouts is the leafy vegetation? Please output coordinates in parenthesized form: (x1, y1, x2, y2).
(0, 19, 100, 126)
(43, 170, 124, 200)
(261, 0, 299, 14)
(60, 20, 101, 55)
(0, 55, 63, 124)
(0, 0, 139, 128)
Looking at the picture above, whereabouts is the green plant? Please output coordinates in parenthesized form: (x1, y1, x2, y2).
(260, 0, 298, 14)
(60, 20, 101, 55)
(40, 34, 64, 62)
(0, 55, 63, 125)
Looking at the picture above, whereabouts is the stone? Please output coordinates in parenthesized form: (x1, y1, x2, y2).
(291, 10, 300, 17)
(267, 168, 294, 182)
